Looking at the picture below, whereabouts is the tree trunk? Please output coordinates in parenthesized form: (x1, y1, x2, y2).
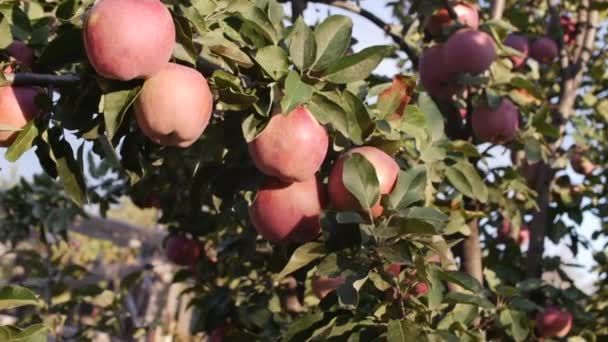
(462, 219, 483, 283)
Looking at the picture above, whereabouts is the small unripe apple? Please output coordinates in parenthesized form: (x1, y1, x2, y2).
(0, 86, 41, 147)
(248, 106, 328, 182)
(419, 45, 462, 99)
(328, 146, 399, 218)
(536, 306, 573, 338)
(444, 29, 497, 75)
(425, 2, 479, 37)
(386, 264, 401, 277)
(249, 177, 326, 244)
(377, 75, 413, 120)
(504, 34, 529, 69)
(311, 276, 345, 299)
(134, 63, 213, 147)
(530, 37, 559, 65)
(471, 98, 519, 144)
(411, 282, 429, 297)
(6, 41, 34, 67)
(165, 235, 201, 266)
(83, 0, 175, 80)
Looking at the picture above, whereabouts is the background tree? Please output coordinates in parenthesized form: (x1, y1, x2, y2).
(0, 0, 607, 340)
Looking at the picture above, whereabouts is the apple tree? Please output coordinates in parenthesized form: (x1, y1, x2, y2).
(0, 0, 607, 340)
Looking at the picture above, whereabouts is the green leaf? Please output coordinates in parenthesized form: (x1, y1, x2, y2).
(289, 17, 316, 71)
(446, 166, 474, 200)
(342, 90, 374, 144)
(325, 45, 395, 84)
(5, 120, 38, 162)
(203, 30, 254, 68)
(283, 312, 325, 342)
(173, 14, 198, 64)
(427, 266, 444, 310)
(0, 286, 43, 311)
(312, 15, 353, 71)
(342, 153, 380, 211)
(241, 114, 267, 143)
(280, 71, 314, 114)
(418, 93, 444, 142)
(377, 240, 412, 265)
(56, 0, 80, 21)
(181, 4, 207, 35)
(9, 324, 47, 342)
(51, 136, 87, 206)
(499, 309, 530, 342)
(308, 92, 349, 139)
(387, 320, 422, 342)
(437, 304, 478, 330)
(524, 137, 542, 163)
(103, 86, 141, 141)
(452, 160, 488, 203)
(0, 15, 11, 49)
(443, 292, 495, 309)
(438, 271, 483, 293)
(388, 166, 426, 210)
(276, 242, 325, 279)
(227, 0, 278, 44)
(254, 45, 289, 80)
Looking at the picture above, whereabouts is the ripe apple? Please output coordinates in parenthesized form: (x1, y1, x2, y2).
(444, 29, 497, 75)
(328, 146, 399, 218)
(570, 149, 596, 176)
(6, 41, 34, 67)
(530, 37, 559, 65)
(425, 2, 479, 37)
(377, 75, 413, 120)
(471, 98, 520, 144)
(83, 0, 175, 81)
(311, 276, 345, 299)
(561, 16, 578, 45)
(248, 106, 328, 182)
(504, 34, 529, 69)
(536, 306, 573, 338)
(249, 177, 326, 244)
(419, 45, 462, 99)
(165, 235, 202, 266)
(0, 86, 41, 147)
(134, 63, 213, 148)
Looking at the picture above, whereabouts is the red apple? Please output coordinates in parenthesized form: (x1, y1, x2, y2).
(499, 220, 530, 246)
(570, 149, 596, 176)
(134, 63, 213, 147)
(311, 276, 345, 299)
(328, 146, 399, 218)
(530, 37, 559, 65)
(248, 106, 328, 182)
(0, 86, 41, 147)
(411, 282, 429, 297)
(471, 98, 519, 144)
(560, 16, 578, 45)
(444, 29, 497, 75)
(425, 2, 479, 37)
(419, 45, 462, 99)
(249, 177, 326, 244)
(6, 41, 34, 67)
(517, 225, 530, 245)
(504, 34, 529, 69)
(386, 264, 401, 277)
(536, 307, 573, 338)
(83, 0, 175, 81)
(165, 235, 201, 266)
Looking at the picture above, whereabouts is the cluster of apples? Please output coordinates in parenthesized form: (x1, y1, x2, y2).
(83, 0, 213, 148)
(0, 41, 42, 148)
(504, 34, 559, 68)
(248, 106, 401, 244)
(419, 2, 520, 145)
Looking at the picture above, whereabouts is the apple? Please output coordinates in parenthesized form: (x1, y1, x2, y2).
(134, 63, 213, 148)
(530, 37, 559, 65)
(570, 149, 596, 176)
(6, 41, 34, 67)
(536, 306, 573, 338)
(444, 29, 497, 75)
(0, 86, 41, 147)
(249, 176, 326, 244)
(471, 98, 520, 144)
(386, 264, 401, 277)
(311, 276, 345, 299)
(425, 2, 479, 37)
(499, 220, 530, 246)
(504, 34, 529, 69)
(83, 0, 175, 81)
(561, 16, 578, 45)
(248, 106, 328, 182)
(518, 225, 530, 246)
(328, 146, 399, 218)
(377, 75, 413, 120)
(165, 235, 201, 266)
(411, 282, 429, 297)
(419, 45, 462, 99)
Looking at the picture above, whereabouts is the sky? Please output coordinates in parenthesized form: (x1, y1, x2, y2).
(0, 0, 603, 292)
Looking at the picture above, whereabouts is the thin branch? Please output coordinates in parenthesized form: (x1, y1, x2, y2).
(490, 0, 506, 20)
(3, 72, 81, 87)
(312, 0, 419, 67)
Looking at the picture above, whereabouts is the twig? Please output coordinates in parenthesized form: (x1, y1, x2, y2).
(490, 0, 506, 20)
(3, 72, 81, 87)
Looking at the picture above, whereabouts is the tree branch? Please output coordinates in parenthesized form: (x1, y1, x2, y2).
(3, 72, 81, 87)
(462, 213, 483, 283)
(490, 0, 506, 20)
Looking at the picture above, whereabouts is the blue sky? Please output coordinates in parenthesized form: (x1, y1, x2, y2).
(0, 0, 603, 292)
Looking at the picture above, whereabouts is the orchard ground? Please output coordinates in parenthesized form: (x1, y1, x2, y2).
(0, 0, 603, 296)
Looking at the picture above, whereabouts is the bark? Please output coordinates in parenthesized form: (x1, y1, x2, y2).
(462, 219, 483, 283)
